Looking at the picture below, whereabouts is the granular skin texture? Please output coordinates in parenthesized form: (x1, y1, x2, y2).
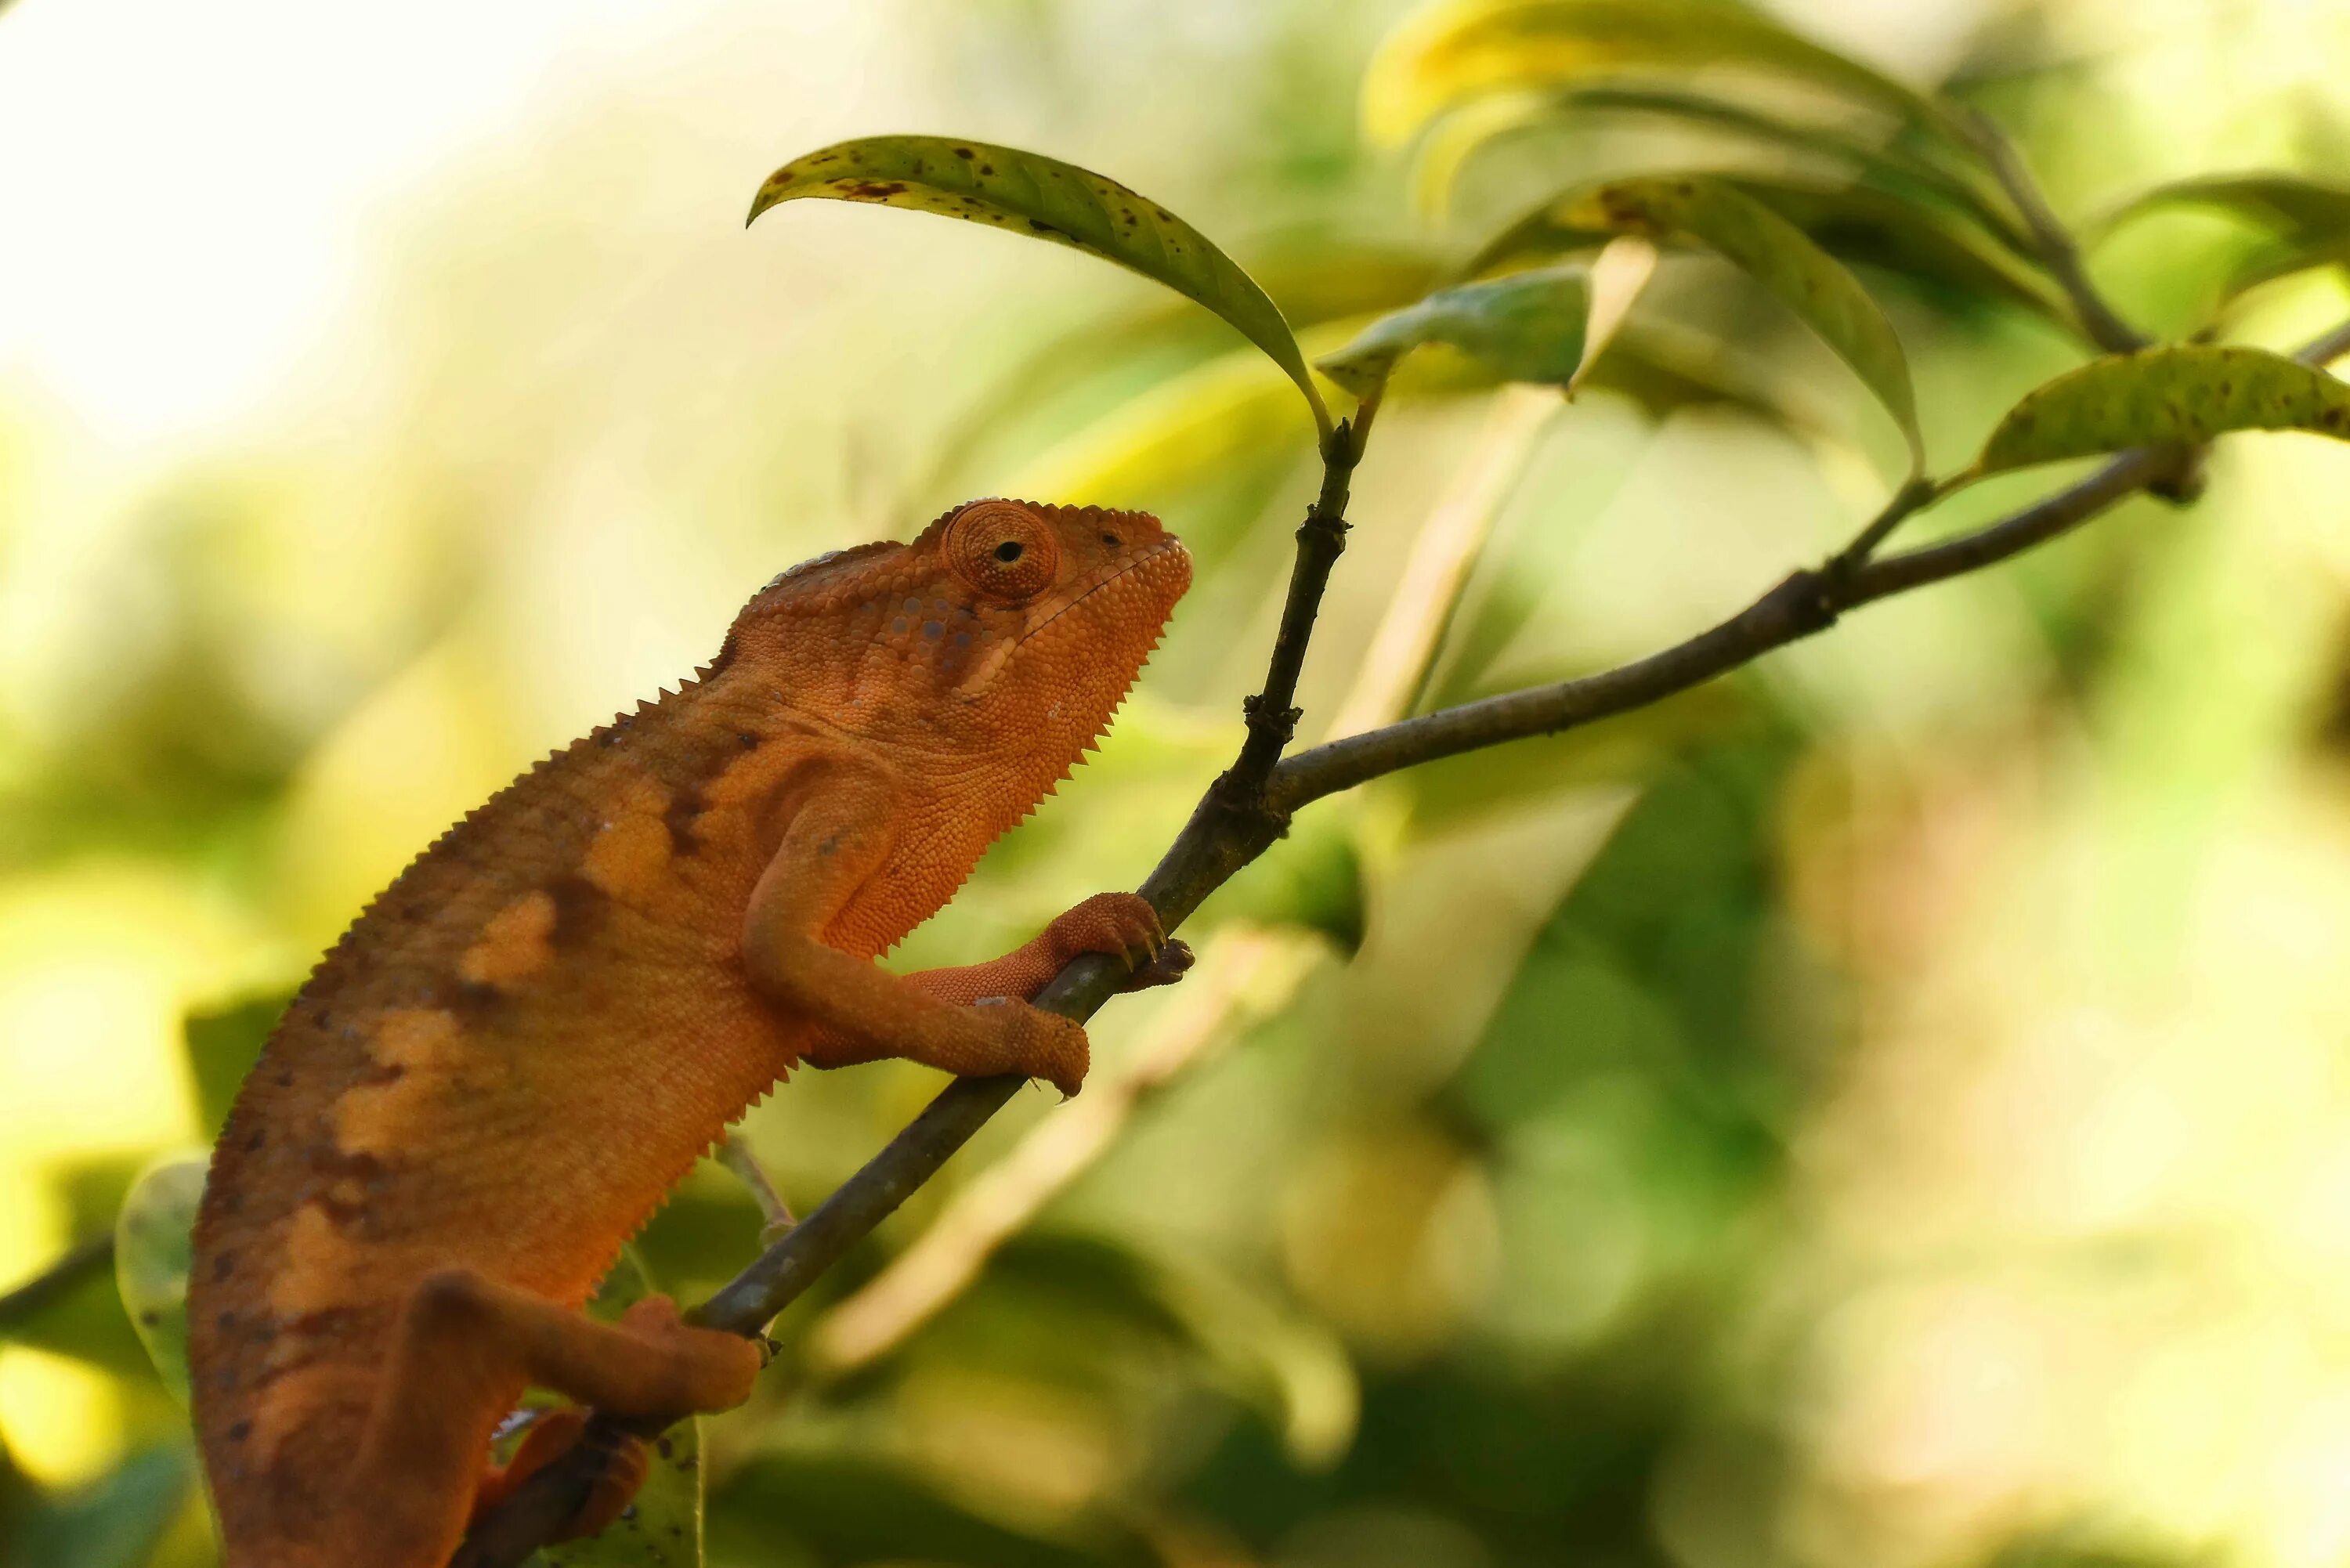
(188, 498, 1191, 1568)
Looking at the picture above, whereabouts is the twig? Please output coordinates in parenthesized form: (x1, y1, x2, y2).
(806, 930, 1314, 1372)
(1959, 107, 2147, 354)
(1268, 443, 2179, 812)
(806, 386, 1560, 1371)
(458, 316, 2350, 1568)
(712, 1133, 797, 1246)
(1227, 419, 1363, 792)
(454, 399, 1370, 1568)
(0, 1234, 114, 1328)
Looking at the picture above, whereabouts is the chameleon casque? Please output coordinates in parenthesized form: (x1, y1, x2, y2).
(186, 497, 1194, 1568)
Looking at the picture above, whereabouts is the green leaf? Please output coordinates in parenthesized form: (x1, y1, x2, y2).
(535, 1245, 708, 1568)
(1365, 0, 1964, 155)
(183, 991, 290, 1137)
(1522, 175, 1923, 468)
(2096, 172, 2350, 247)
(749, 135, 1331, 437)
(114, 1154, 209, 1407)
(1215, 809, 1368, 956)
(7, 1444, 197, 1568)
(2093, 172, 2350, 305)
(1975, 345, 2350, 475)
(1409, 81, 2016, 243)
(1468, 172, 2061, 323)
(1722, 176, 2071, 321)
(1314, 266, 1591, 398)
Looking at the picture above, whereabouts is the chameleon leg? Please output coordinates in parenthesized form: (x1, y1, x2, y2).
(742, 772, 1098, 1092)
(901, 892, 1191, 1006)
(342, 1272, 757, 1566)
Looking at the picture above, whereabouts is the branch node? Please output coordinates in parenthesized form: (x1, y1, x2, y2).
(2146, 446, 2208, 505)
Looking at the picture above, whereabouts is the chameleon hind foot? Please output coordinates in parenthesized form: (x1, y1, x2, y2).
(474, 1407, 650, 1542)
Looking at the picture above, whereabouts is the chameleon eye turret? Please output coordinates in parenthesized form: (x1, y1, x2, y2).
(944, 499, 1060, 602)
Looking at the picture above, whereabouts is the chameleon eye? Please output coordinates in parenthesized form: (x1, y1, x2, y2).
(946, 500, 1058, 601)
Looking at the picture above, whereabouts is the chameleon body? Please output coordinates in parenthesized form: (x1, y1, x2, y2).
(187, 499, 1193, 1568)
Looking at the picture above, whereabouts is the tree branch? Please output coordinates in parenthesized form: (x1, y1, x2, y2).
(1266, 443, 2181, 811)
(454, 409, 1367, 1568)
(458, 315, 2350, 1568)
(0, 1234, 114, 1329)
(1959, 107, 2148, 354)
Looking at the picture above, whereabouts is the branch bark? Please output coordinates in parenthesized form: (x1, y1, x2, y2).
(0, 1233, 114, 1329)
(455, 317, 2350, 1567)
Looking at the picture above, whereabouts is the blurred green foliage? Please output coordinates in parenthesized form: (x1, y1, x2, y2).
(8, 2, 2350, 1568)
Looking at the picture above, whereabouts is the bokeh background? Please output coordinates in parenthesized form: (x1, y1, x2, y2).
(7, 1, 2350, 1565)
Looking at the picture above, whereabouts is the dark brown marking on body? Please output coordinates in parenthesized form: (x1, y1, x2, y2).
(663, 787, 704, 854)
(544, 873, 606, 947)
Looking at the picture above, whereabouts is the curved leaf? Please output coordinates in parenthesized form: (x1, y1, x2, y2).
(2095, 172, 2350, 246)
(1528, 175, 1923, 468)
(1729, 177, 2070, 320)
(914, 245, 1442, 507)
(114, 1154, 209, 1407)
(1571, 236, 1658, 395)
(1315, 266, 1592, 398)
(1411, 82, 2016, 242)
(750, 135, 1331, 437)
(1976, 345, 2350, 475)
(2096, 173, 2350, 304)
(1365, 0, 1964, 154)
(1471, 172, 2065, 323)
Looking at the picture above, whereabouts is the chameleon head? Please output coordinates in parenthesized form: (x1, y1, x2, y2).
(737, 497, 1191, 772)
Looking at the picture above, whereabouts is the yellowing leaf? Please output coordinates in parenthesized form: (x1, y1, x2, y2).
(1976, 345, 2350, 475)
(1314, 266, 1591, 399)
(1365, 0, 1958, 152)
(1409, 81, 2012, 241)
(750, 135, 1330, 438)
(1570, 237, 1657, 396)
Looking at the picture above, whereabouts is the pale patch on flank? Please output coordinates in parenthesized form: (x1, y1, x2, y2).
(267, 1205, 374, 1324)
(583, 779, 675, 903)
(338, 1008, 465, 1154)
(457, 890, 556, 987)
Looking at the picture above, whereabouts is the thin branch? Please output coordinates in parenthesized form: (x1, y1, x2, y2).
(808, 930, 1315, 1372)
(1822, 473, 1942, 576)
(1959, 107, 2147, 354)
(0, 1234, 114, 1328)
(808, 387, 1560, 1371)
(1268, 443, 2181, 813)
(459, 316, 2350, 1568)
(456, 404, 1369, 1568)
(1227, 420, 1363, 791)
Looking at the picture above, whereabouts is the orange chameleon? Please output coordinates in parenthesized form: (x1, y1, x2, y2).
(187, 498, 1194, 1568)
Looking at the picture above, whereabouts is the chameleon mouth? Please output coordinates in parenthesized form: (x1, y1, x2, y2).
(1014, 534, 1190, 649)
